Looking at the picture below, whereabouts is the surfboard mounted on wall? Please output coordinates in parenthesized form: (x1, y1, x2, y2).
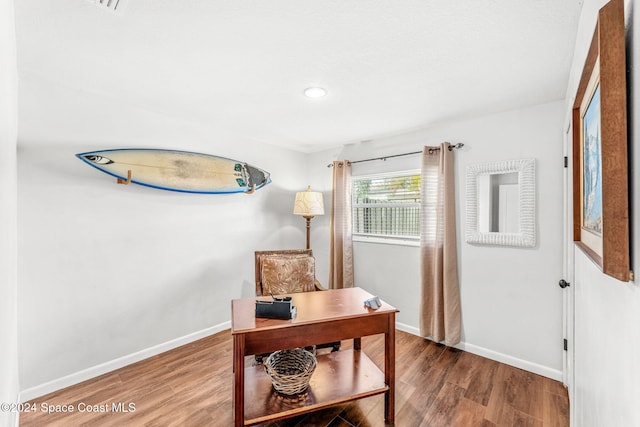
(76, 149, 271, 194)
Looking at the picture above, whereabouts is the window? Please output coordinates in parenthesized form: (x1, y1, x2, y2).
(352, 170, 421, 245)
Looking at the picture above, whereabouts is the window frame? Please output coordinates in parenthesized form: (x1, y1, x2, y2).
(351, 169, 421, 247)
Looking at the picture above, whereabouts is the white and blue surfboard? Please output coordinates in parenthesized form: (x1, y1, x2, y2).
(76, 149, 271, 194)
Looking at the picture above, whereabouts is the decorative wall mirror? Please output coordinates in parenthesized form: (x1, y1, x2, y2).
(465, 158, 536, 247)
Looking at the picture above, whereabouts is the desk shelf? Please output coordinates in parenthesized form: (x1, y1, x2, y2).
(243, 349, 387, 426)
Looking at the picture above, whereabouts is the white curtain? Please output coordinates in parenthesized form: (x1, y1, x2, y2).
(329, 160, 354, 289)
(419, 143, 461, 345)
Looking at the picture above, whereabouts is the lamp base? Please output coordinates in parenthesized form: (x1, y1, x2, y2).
(303, 215, 313, 250)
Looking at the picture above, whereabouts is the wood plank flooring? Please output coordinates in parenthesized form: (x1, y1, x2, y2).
(20, 329, 568, 426)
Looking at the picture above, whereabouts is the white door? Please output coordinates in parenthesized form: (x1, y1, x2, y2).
(562, 124, 575, 422)
(498, 184, 519, 233)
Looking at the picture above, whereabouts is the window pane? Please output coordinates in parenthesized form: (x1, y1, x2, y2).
(352, 172, 420, 239)
(354, 175, 420, 204)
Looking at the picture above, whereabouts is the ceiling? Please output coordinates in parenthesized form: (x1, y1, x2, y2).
(14, 0, 582, 153)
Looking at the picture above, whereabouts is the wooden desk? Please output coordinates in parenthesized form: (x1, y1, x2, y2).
(231, 287, 398, 426)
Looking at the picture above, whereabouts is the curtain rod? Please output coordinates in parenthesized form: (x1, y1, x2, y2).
(326, 143, 464, 167)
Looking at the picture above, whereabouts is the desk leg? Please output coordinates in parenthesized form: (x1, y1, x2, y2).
(233, 334, 245, 427)
(384, 313, 396, 424)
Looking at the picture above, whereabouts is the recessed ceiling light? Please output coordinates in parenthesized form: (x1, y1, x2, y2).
(304, 87, 328, 98)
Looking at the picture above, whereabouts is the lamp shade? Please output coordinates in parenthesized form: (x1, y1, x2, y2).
(293, 186, 325, 217)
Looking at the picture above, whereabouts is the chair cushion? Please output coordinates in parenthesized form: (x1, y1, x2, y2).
(261, 255, 316, 295)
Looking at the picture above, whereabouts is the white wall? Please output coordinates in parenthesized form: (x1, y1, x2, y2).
(0, 0, 20, 425)
(17, 75, 312, 397)
(310, 100, 566, 379)
(565, 1, 640, 426)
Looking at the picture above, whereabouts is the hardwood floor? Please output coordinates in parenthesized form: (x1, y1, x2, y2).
(20, 329, 569, 427)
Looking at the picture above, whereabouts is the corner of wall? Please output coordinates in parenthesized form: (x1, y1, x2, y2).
(0, 0, 20, 425)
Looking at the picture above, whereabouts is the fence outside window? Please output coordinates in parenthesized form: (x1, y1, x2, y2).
(352, 170, 421, 242)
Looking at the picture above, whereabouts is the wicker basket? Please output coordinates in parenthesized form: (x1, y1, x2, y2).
(264, 349, 317, 395)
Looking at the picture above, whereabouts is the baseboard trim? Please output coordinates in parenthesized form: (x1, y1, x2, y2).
(457, 342, 563, 381)
(19, 321, 231, 402)
(395, 322, 562, 381)
(395, 322, 420, 336)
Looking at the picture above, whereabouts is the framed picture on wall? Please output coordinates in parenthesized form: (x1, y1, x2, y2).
(572, 0, 631, 282)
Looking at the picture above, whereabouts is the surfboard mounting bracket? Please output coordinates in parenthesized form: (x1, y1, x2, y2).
(117, 170, 132, 185)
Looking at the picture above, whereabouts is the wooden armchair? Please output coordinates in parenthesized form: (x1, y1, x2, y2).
(254, 249, 340, 357)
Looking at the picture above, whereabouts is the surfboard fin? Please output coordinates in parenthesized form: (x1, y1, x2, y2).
(117, 170, 132, 185)
(245, 184, 256, 194)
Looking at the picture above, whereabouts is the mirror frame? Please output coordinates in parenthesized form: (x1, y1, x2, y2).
(465, 158, 536, 247)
